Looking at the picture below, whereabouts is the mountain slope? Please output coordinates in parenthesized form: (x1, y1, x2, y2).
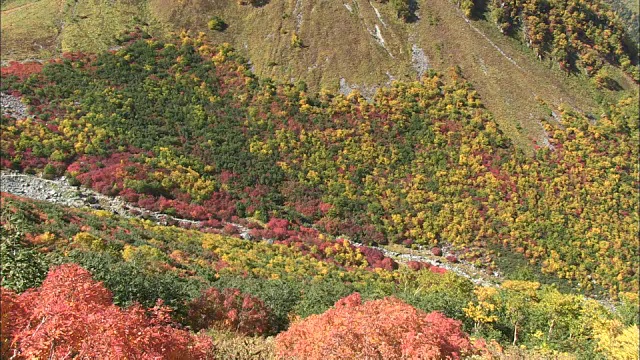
(1, 36, 637, 296)
(2, 0, 637, 149)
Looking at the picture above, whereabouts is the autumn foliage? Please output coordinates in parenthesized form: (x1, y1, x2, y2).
(275, 293, 480, 359)
(1, 36, 637, 295)
(459, 0, 639, 79)
(0, 61, 43, 80)
(185, 287, 272, 335)
(0, 33, 638, 359)
(0, 264, 212, 359)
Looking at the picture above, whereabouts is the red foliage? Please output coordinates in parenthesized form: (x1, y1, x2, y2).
(70, 152, 238, 221)
(431, 247, 443, 256)
(2, 264, 212, 359)
(358, 246, 398, 270)
(318, 201, 332, 215)
(265, 218, 292, 239)
(202, 219, 223, 228)
(1, 289, 28, 358)
(1, 61, 43, 79)
(185, 287, 271, 336)
(1, 157, 12, 169)
(223, 223, 239, 235)
(276, 293, 479, 359)
(407, 261, 424, 271)
(430, 266, 448, 274)
(74, 153, 142, 195)
(406, 261, 447, 274)
(446, 255, 459, 263)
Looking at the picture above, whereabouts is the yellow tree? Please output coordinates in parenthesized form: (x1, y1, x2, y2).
(464, 287, 500, 333)
(501, 280, 540, 345)
(593, 320, 640, 360)
(538, 287, 581, 341)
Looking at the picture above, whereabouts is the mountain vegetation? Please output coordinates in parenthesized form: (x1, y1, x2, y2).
(0, 28, 638, 358)
(1, 33, 637, 295)
(1, 191, 638, 358)
(2, 0, 637, 150)
(460, 0, 638, 80)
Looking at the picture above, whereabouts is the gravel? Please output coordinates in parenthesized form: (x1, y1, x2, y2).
(1, 92, 30, 119)
(411, 44, 430, 78)
(0, 170, 252, 238)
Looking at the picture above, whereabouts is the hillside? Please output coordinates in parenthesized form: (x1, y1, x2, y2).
(2, 190, 639, 358)
(2, 0, 638, 149)
(605, 0, 639, 41)
(1, 34, 637, 296)
(1, 2, 639, 358)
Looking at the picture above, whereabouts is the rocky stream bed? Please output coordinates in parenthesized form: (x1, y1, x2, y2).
(0, 170, 501, 286)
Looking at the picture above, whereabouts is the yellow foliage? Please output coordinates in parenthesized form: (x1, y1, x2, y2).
(122, 244, 167, 270)
(502, 280, 541, 297)
(72, 232, 107, 251)
(464, 287, 500, 329)
(594, 320, 640, 360)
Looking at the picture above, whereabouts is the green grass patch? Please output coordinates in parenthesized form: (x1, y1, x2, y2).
(1, 0, 62, 60)
(1, 0, 37, 12)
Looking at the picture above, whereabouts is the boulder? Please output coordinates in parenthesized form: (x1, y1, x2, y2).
(430, 247, 442, 256)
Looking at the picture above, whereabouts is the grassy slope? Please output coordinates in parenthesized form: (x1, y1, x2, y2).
(1, 0, 636, 150)
(1, 0, 150, 59)
(622, 0, 640, 13)
(0, 0, 64, 59)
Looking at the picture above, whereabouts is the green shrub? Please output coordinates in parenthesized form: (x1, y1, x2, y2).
(42, 163, 57, 179)
(66, 250, 206, 316)
(208, 16, 227, 32)
(0, 228, 49, 293)
(391, 0, 412, 21)
(293, 277, 354, 318)
(397, 271, 475, 326)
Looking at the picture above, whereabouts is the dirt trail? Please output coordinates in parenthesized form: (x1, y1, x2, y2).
(459, 10, 523, 71)
(1, 1, 36, 16)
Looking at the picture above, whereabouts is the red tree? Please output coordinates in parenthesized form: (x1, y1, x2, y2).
(1, 288, 28, 358)
(276, 293, 481, 359)
(1, 264, 212, 359)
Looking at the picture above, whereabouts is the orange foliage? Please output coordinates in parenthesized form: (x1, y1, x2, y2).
(1, 288, 28, 358)
(0, 61, 43, 79)
(1, 264, 212, 359)
(275, 293, 480, 359)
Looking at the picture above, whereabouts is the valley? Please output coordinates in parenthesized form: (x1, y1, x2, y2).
(1, 0, 638, 358)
